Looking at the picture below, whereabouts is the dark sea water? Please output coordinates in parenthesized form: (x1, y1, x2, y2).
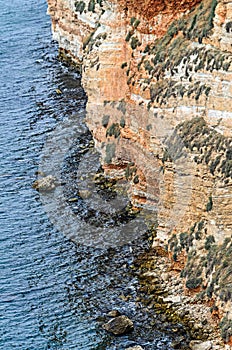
(0, 0, 185, 349)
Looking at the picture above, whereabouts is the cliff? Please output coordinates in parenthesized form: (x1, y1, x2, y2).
(47, 0, 232, 344)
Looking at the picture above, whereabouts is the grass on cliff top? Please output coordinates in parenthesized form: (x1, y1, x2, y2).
(148, 0, 218, 61)
(126, 0, 232, 105)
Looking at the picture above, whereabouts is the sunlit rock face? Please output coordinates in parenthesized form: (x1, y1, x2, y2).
(47, 0, 232, 340)
(47, 0, 232, 233)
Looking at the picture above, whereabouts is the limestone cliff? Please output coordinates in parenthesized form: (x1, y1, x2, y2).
(47, 0, 232, 343)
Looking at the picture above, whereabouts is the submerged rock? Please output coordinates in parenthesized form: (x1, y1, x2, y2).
(32, 175, 57, 192)
(102, 315, 134, 335)
(125, 346, 144, 350)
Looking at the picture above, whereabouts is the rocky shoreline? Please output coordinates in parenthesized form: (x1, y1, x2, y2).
(46, 0, 232, 347)
(34, 121, 230, 349)
(133, 246, 231, 350)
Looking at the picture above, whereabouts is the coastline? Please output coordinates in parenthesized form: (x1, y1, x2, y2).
(46, 0, 232, 347)
(134, 246, 229, 349)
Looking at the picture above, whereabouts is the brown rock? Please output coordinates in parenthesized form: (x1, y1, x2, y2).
(107, 310, 121, 317)
(102, 315, 134, 335)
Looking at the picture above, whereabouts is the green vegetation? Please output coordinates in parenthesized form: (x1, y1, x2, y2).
(83, 31, 107, 52)
(162, 149, 172, 163)
(175, 117, 232, 181)
(74, 1, 85, 14)
(133, 174, 139, 184)
(225, 21, 232, 33)
(125, 0, 232, 107)
(105, 143, 116, 164)
(133, 19, 140, 29)
(121, 62, 127, 69)
(184, 0, 217, 43)
(204, 235, 215, 250)
(106, 123, 121, 138)
(96, 0, 103, 7)
(206, 195, 213, 212)
(130, 17, 140, 28)
(130, 36, 141, 50)
(220, 316, 232, 342)
(169, 222, 232, 341)
(102, 114, 110, 128)
(117, 99, 126, 115)
(125, 163, 137, 180)
(174, 226, 232, 334)
(120, 117, 125, 128)
(144, 60, 153, 74)
(130, 17, 136, 26)
(88, 0, 95, 12)
(143, 44, 150, 54)
(125, 31, 133, 42)
(186, 277, 202, 289)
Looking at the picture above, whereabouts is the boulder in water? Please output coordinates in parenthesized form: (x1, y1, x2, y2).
(107, 310, 121, 317)
(32, 175, 57, 192)
(102, 315, 134, 335)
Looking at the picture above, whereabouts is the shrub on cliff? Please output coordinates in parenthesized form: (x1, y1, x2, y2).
(106, 123, 120, 138)
(186, 277, 202, 289)
(206, 195, 213, 212)
(220, 317, 232, 342)
(74, 1, 85, 14)
(204, 235, 215, 250)
(88, 0, 95, 12)
(130, 36, 141, 50)
(105, 143, 116, 164)
(102, 115, 110, 128)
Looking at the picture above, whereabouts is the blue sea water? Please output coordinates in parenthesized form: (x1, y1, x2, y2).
(0, 0, 180, 349)
(0, 1, 99, 349)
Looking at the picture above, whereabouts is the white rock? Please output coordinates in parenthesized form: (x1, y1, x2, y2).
(126, 346, 144, 350)
(224, 346, 232, 350)
(189, 340, 212, 350)
(163, 295, 181, 303)
(161, 272, 170, 281)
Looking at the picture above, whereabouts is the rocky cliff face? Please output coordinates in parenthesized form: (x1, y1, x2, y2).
(47, 0, 232, 343)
